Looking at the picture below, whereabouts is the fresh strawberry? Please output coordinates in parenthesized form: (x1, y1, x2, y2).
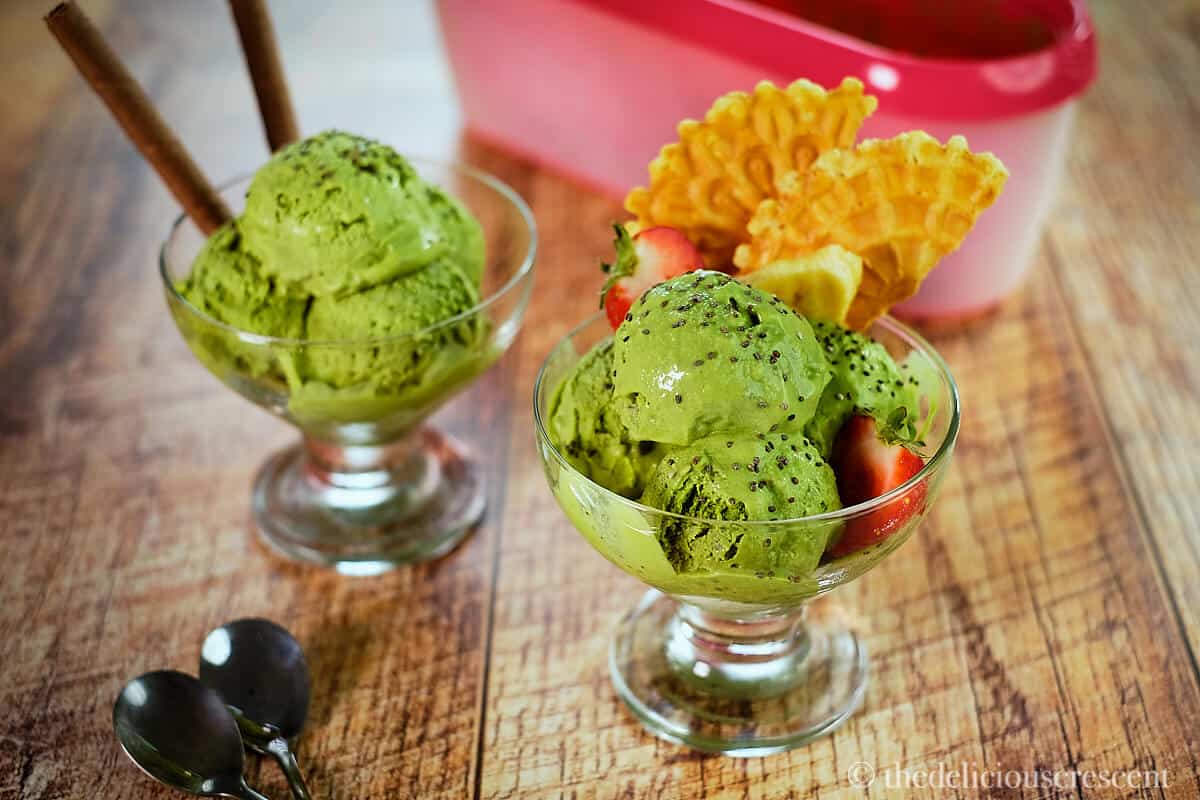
(827, 414, 926, 558)
(600, 225, 704, 330)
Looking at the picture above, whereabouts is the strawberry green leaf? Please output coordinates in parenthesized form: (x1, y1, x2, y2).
(878, 406, 919, 447)
(600, 224, 639, 308)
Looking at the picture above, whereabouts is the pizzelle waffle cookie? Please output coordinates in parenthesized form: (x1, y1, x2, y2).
(624, 78, 877, 268)
(734, 132, 1008, 328)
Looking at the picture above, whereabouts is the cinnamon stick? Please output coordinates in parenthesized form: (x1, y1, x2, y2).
(228, 0, 299, 152)
(45, 2, 231, 235)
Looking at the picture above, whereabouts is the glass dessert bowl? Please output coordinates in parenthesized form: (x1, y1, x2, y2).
(533, 311, 959, 756)
(162, 160, 535, 574)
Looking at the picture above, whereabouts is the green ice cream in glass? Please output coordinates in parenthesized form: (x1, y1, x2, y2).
(534, 271, 958, 754)
(162, 131, 535, 573)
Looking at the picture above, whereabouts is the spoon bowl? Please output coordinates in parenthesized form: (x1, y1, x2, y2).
(201, 618, 312, 800)
(113, 670, 270, 799)
(200, 618, 310, 740)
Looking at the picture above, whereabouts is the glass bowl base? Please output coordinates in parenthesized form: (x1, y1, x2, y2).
(251, 427, 484, 573)
(610, 590, 868, 756)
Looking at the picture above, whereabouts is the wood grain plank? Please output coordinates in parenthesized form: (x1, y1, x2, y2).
(476, 10, 1200, 789)
(1043, 0, 1200, 666)
(478, 179, 1200, 796)
(0, 2, 496, 798)
(1, 0, 1199, 796)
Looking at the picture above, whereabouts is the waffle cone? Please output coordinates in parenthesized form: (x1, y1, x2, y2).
(625, 78, 877, 269)
(735, 132, 1008, 328)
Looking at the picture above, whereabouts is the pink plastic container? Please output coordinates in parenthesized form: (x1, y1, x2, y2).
(437, 0, 1096, 318)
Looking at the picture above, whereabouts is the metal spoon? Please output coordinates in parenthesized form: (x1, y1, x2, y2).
(113, 670, 272, 800)
(200, 619, 312, 800)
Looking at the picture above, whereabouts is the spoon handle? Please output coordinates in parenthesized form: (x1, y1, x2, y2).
(268, 737, 312, 800)
(231, 782, 273, 800)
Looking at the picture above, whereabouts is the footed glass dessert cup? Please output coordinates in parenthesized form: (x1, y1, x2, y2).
(533, 313, 959, 756)
(163, 161, 535, 574)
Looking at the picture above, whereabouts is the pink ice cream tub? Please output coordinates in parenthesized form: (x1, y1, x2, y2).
(437, 0, 1096, 319)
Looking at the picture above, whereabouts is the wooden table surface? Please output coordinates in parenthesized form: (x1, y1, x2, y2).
(2, 1, 1198, 797)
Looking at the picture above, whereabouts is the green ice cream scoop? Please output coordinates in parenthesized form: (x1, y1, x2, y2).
(612, 271, 831, 446)
(176, 220, 307, 379)
(640, 432, 841, 578)
(424, 182, 485, 286)
(804, 321, 920, 456)
(175, 131, 497, 428)
(288, 260, 488, 422)
(303, 259, 483, 387)
(241, 130, 484, 295)
(548, 339, 666, 498)
(178, 221, 306, 338)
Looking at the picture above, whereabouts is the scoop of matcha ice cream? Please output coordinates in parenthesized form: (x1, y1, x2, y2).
(176, 220, 307, 379)
(176, 130, 493, 428)
(804, 321, 920, 455)
(612, 271, 831, 446)
(640, 432, 841, 577)
(544, 272, 930, 588)
(179, 221, 306, 338)
(285, 257, 488, 425)
(548, 339, 666, 497)
(424, 182, 486, 286)
(303, 260, 483, 389)
(241, 130, 484, 295)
